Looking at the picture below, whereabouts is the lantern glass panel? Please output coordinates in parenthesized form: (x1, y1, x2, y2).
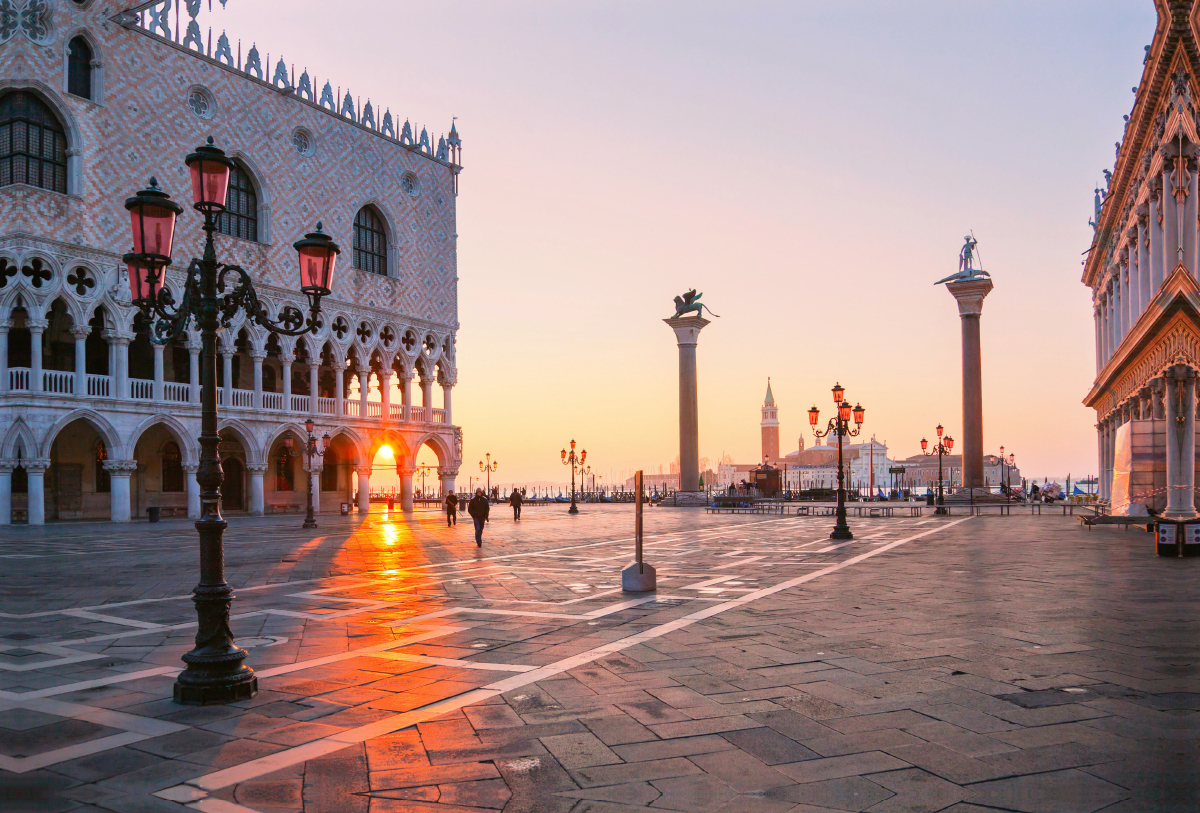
(130, 205, 177, 258)
(853, 404, 865, 424)
(808, 406, 820, 426)
(831, 383, 845, 403)
(838, 401, 851, 422)
(920, 438, 928, 451)
(126, 257, 163, 304)
(936, 424, 943, 437)
(945, 436, 955, 450)
(188, 157, 230, 210)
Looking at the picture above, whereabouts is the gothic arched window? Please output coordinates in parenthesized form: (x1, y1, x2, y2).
(320, 446, 339, 492)
(67, 37, 93, 100)
(0, 92, 68, 193)
(275, 445, 294, 492)
(353, 206, 387, 275)
(161, 441, 184, 493)
(217, 164, 258, 241)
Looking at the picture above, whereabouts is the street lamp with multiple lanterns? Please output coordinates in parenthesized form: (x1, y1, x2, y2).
(123, 136, 339, 705)
(808, 383, 865, 540)
(479, 453, 497, 499)
(284, 418, 329, 530)
(920, 426, 954, 515)
(560, 439, 587, 514)
(999, 446, 1016, 500)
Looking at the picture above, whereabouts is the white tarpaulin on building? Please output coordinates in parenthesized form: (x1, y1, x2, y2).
(1110, 422, 1148, 516)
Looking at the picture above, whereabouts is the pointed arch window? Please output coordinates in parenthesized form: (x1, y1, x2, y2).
(217, 163, 258, 241)
(321, 446, 339, 492)
(67, 37, 93, 100)
(353, 206, 387, 275)
(161, 441, 184, 493)
(0, 92, 68, 193)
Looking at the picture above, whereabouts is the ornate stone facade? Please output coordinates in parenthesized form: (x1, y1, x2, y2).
(1083, 0, 1200, 514)
(0, 0, 463, 523)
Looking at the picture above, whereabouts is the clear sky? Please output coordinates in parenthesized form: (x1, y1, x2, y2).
(210, 0, 1152, 487)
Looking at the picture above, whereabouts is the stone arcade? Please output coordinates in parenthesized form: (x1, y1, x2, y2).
(0, 0, 463, 523)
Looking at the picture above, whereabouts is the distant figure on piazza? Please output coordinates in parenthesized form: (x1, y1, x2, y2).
(509, 488, 523, 521)
(467, 488, 490, 547)
(444, 490, 458, 527)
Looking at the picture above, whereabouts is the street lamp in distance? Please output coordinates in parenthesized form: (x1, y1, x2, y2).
(480, 453, 497, 500)
(808, 383, 865, 540)
(560, 440, 587, 514)
(920, 425, 954, 515)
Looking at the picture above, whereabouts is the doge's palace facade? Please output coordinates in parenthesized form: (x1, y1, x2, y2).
(0, 0, 462, 523)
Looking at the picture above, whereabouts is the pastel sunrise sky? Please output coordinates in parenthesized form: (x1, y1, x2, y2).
(211, 0, 1151, 488)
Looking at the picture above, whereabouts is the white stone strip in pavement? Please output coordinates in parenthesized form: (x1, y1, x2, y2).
(178, 516, 974, 796)
(252, 626, 471, 679)
(59, 608, 168, 629)
(0, 665, 181, 700)
(368, 651, 537, 672)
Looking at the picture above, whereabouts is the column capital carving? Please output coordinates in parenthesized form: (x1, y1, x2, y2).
(397, 465, 416, 477)
(945, 278, 994, 317)
(303, 461, 324, 474)
(356, 365, 372, 376)
(70, 326, 92, 340)
(102, 459, 138, 475)
(663, 315, 711, 347)
(250, 350, 268, 361)
(438, 467, 460, 477)
(279, 353, 295, 365)
(102, 329, 131, 344)
(0, 459, 17, 473)
(19, 458, 51, 473)
(245, 463, 269, 474)
(25, 318, 48, 332)
(354, 465, 374, 476)
(182, 462, 199, 473)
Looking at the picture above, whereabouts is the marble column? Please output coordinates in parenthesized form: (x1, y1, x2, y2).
(945, 278, 994, 490)
(335, 365, 345, 417)
(398, 465, 414, 511)
(113, 336, 129, 399)
(104, 459, 137, 522)
(0, 459, 13, 524)
(189, 345, 201, 404)
(281, 353, 293, 412)
(309, 362, 320, 411)
(251, 350, 265, 410)
(1187, 162, 1198, 272)
(663, 315, 712, 493)
(25, 459, 49, 525)
(152, 343, 165, 401)
(380, 370, 392, 421)
(401, 371, 412, 421)
(1094, 304, 1102, 373)
(1164, 366, 1197, 518)
(442, 384, 453, 424)
(0, 322, 8, 393)
(308, 466, 321, 513)
(247, 463, 267, 516)
(356, 466, 371, 513)
(222, 349, 234, 408)
(420, 371, 434, 417)
(73, 326, 89, 396)
(28, 318, 46, 393)
(1164, 167, 1180, 271)
(1149, 186, 1164, 291)
(357, 366, 371, 417)
(438, 466, 458, 498)
(1138, 213, 1151, 315)
(184, 462, 200, 519)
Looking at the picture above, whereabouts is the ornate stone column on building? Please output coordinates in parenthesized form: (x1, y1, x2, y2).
(664, 315, 710, 497)
(1164, 364, 1196, 519)
(945, 277, 993, 491)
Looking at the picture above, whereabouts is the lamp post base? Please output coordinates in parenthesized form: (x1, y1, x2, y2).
(303, 517, 318, 529)
(568, 501, 579, 514)
(829, 525, 853, 540)
(174, 666, 257, 705)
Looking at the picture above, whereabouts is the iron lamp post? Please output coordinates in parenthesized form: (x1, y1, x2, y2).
(808, 383, 865, 540)
(920, 426, 954, 515)
(560, 439, 587, 514)
(479, 453, 496, 499)
(287, 419, 329, 530)
(124, 137, 338, 705)
(999, 447, 1015, 501)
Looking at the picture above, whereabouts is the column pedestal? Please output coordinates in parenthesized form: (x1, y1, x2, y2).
(663, 316, 711, 497)
(184, 463, 201, 519)
(945, 278, 993, 492)
(247, 464, 267, 516)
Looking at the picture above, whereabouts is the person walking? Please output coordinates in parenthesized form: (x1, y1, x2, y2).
(444, 491, 458, 527)
(509, 487, 523, 521)
(467, 488, 489, 547)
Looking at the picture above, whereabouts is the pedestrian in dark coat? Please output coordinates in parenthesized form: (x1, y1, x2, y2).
(467, 488, 490, 547)
(509, 488, 523, 521)
(444, 491, 458, 527)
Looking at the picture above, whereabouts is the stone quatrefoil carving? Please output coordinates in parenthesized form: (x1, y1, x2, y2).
(356, 322, 372, 343)
(0, 0, 52, 44)
(0, 259, 16, 289)
(331, 316, 349, 340)
(379, 326, 395, 346)
(401, 330, 416, 352)
(21, 258, 51, 289)
(423, 335, 436, 356)
(67, 267, 95, 296)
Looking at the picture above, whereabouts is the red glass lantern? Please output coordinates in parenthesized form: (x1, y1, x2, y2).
(920, 438, 928, 452)
(838, 400, 852, 422)
(125, 177, 182, 267)
(808, 406, 820, 427)
(831, 382, 845, 404)
(852, 403, 865, 425)
(322, 433, 331, 451)
(294, 222, 340, 296)
(305, 417, 315, 435)
(284, 436, 294, 451)
(945, 436, 955, 451)
(570, 439, 576, 451)
(1008, 453, 1014, 466)
(580, 449, 587, 463)
(936, 424, 943, 437)
(123, 252, 165, 305)
(561, 448, 567, 461)
(184, 136, 234, 212)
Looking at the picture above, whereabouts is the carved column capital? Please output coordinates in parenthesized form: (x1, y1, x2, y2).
(102, 459, 138, 475)
(245, 463, 269, 474)
(20, 458, 50, 473)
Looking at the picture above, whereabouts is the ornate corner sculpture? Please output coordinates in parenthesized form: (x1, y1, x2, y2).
(671, 289, 720, 319)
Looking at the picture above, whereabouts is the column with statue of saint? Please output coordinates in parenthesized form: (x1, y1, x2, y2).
(664, 289, 718, 505)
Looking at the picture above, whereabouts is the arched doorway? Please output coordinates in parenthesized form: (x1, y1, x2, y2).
(131, 422, 190, 519)
(47, 417, 114, 520)
(218, 428, 248, 513)
(264, 429, 305, 514)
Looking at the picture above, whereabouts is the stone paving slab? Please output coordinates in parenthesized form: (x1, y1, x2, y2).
(0, 507, 1197, 811)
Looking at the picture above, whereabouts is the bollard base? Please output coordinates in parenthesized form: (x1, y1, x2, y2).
(622, 562, 656, 592)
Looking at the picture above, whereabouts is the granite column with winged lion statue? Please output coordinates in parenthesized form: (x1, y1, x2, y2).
(664, 290, 718, 502)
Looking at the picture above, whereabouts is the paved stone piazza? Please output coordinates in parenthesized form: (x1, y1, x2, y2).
(0, 507, 1194, 813)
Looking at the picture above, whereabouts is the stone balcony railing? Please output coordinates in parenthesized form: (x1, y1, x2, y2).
(2, 368, 449, 425)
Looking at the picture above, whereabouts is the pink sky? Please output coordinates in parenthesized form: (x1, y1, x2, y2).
(209, 1, 1151, 486)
